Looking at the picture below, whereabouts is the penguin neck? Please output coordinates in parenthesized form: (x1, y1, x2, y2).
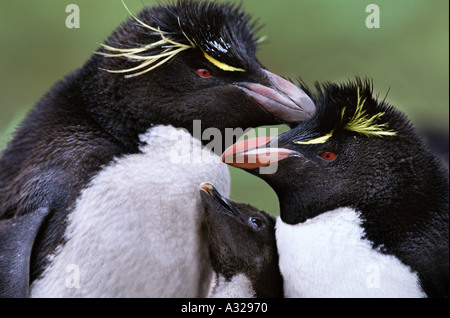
(276, 186, 334, 224)
(84, 92, 225, 151)
(78, 59, 221, 150)
(276, 161, 449, 229)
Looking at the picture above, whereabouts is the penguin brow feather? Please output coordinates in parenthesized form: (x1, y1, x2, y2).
(200, 47, 245, 72)
(97, 0, 195, 78)
(294, 130, 334, 145)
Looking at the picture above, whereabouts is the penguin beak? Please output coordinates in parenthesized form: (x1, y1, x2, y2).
(234, 70, 315, 124)
(221, 137, 298, 169)
(199, 183, 238, 217)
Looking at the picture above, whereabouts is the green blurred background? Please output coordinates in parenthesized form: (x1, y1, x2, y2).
(0, 0, 448, 216)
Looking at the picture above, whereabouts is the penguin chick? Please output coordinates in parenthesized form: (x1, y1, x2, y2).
(222, 78, 449, 297)
(199, 183, 283, 298)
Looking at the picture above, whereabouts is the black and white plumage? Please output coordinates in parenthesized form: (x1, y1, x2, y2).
(199, 183, 282, 298)
(223, 79, 449, 297)
(0, 1, 315, 297)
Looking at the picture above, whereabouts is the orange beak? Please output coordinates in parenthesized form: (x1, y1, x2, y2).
(221, 136, 296, 169)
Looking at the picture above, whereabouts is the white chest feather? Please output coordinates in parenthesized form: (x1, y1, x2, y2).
(276, 207, 425, 298)
(207, 273, 255, 298)
(30, 125, 230, 297)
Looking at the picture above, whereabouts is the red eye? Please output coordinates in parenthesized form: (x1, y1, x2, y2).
(197, 69, 212, 78)
(320, 152, 336, 161)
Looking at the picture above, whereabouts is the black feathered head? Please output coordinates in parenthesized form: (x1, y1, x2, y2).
(283, 79, 400, 146)
(223, 78, 448, 224)
(84, 0, 315, 148)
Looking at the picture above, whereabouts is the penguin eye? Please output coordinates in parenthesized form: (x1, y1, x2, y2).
(196, 69, 212, 78)
(319, 152, 336, 161)
(248, 217, 264, 230)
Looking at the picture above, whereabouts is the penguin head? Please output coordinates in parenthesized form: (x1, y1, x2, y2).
(199, 183, 283, 298)
(222, 78, 449, 225)
(86, 1, 315, 146)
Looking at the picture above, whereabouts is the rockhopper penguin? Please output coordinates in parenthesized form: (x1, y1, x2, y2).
(0, 0, 315, 297)
(222, 79, 449, 297)
(199, 183, 283, 298)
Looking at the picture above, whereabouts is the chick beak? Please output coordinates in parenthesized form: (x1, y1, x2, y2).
(221, 137, 297, 169)
(234, 70, 315, 124)
(199, 183, 237, 216)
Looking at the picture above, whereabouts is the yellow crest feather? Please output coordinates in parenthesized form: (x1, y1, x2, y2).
(97, 1, 195, 78)
(343, 87, 397, 137)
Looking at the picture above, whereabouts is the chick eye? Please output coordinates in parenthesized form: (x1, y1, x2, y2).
(319, 152, 336, 161)
(248, 217, 263, 230)
(196, 69, 212, 78)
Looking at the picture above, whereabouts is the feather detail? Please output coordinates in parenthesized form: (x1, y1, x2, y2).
(97, 0, 195, 78)
(294, 130, 334, 145)
(200, 47, 245, 72)
(343, 87, 397, 137)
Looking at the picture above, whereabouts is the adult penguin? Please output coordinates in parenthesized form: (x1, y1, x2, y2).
(223, 79, 449, 297)
(0, 1, 315, 297)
